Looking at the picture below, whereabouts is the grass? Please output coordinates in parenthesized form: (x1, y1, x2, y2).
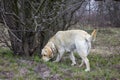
(45, 54, 120, 80)
(0, 27, 120, 80)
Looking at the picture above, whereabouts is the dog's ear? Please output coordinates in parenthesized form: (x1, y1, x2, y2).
(45, 47, 53, 58)
(51, 42, 56, 52)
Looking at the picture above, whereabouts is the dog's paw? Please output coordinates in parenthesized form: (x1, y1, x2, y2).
(71, 63, 76, 66)
(85, 69, 90, 72)
(79, 64, 83, 67)
(53, 60, 59, 63)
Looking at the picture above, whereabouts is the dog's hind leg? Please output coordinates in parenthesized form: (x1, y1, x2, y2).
(69, 52, 76, 66)
(82, 56, 90, 72)
(78, 55, 90, 71)
(75, 40, 90, 72)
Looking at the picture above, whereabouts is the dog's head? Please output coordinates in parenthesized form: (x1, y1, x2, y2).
(41, 46, 53, 62)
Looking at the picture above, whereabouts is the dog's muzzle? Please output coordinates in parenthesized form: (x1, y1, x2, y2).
(42, 56, 51, 62)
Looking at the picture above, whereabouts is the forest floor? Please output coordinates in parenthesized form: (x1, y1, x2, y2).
(0, 27, 120, 80)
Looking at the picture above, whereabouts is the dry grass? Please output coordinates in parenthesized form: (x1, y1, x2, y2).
(91, 27, 120, 56)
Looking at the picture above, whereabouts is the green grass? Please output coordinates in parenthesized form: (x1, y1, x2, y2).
(0, 27, 120, 80)
(44, 54, 120, 80)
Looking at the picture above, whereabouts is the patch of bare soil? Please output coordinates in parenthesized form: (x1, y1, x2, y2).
(112, 64, 120, 71)
(34, 64, 62, 80)
(34, 64, 51, 79)
(0, 71, 14, 79)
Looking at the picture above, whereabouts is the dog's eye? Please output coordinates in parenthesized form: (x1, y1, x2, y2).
(43, 54, 46, 56)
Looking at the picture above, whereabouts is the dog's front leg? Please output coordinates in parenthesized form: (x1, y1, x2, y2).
(53, 54, 61, 62)
(53, 49, 64, 62)
(79, 60, 84, 67)
(69, 52, 76, 66)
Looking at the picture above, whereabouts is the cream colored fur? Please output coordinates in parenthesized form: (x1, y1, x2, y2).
(41, 29, 96, 72)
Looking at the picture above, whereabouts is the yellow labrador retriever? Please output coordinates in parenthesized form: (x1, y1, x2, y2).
(41, 29, 96, 72)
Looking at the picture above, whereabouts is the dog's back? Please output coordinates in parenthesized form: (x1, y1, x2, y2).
(49, 30, 91, 52)
(54, 30, 92, 42)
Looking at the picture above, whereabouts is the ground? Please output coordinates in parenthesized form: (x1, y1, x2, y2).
(0, 27, 120, 80)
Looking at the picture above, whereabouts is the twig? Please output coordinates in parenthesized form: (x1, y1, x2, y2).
(1, 13, 22, 42)
(27, 0, 37, 12)
(4, 12, 25, 26)
(35, 0, 47, 15)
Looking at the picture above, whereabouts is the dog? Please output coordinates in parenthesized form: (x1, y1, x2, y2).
(41, 29, 97, 72)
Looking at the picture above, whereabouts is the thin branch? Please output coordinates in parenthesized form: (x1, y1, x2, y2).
(27, 0, 37, 12)
(35, 0, 47, 15)
(4, 12, 25, 25)
(1, 13, 22, 42)
(33, 16, 38, 31)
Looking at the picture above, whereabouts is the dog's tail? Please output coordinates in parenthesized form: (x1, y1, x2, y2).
(91, 29, 97, 41)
